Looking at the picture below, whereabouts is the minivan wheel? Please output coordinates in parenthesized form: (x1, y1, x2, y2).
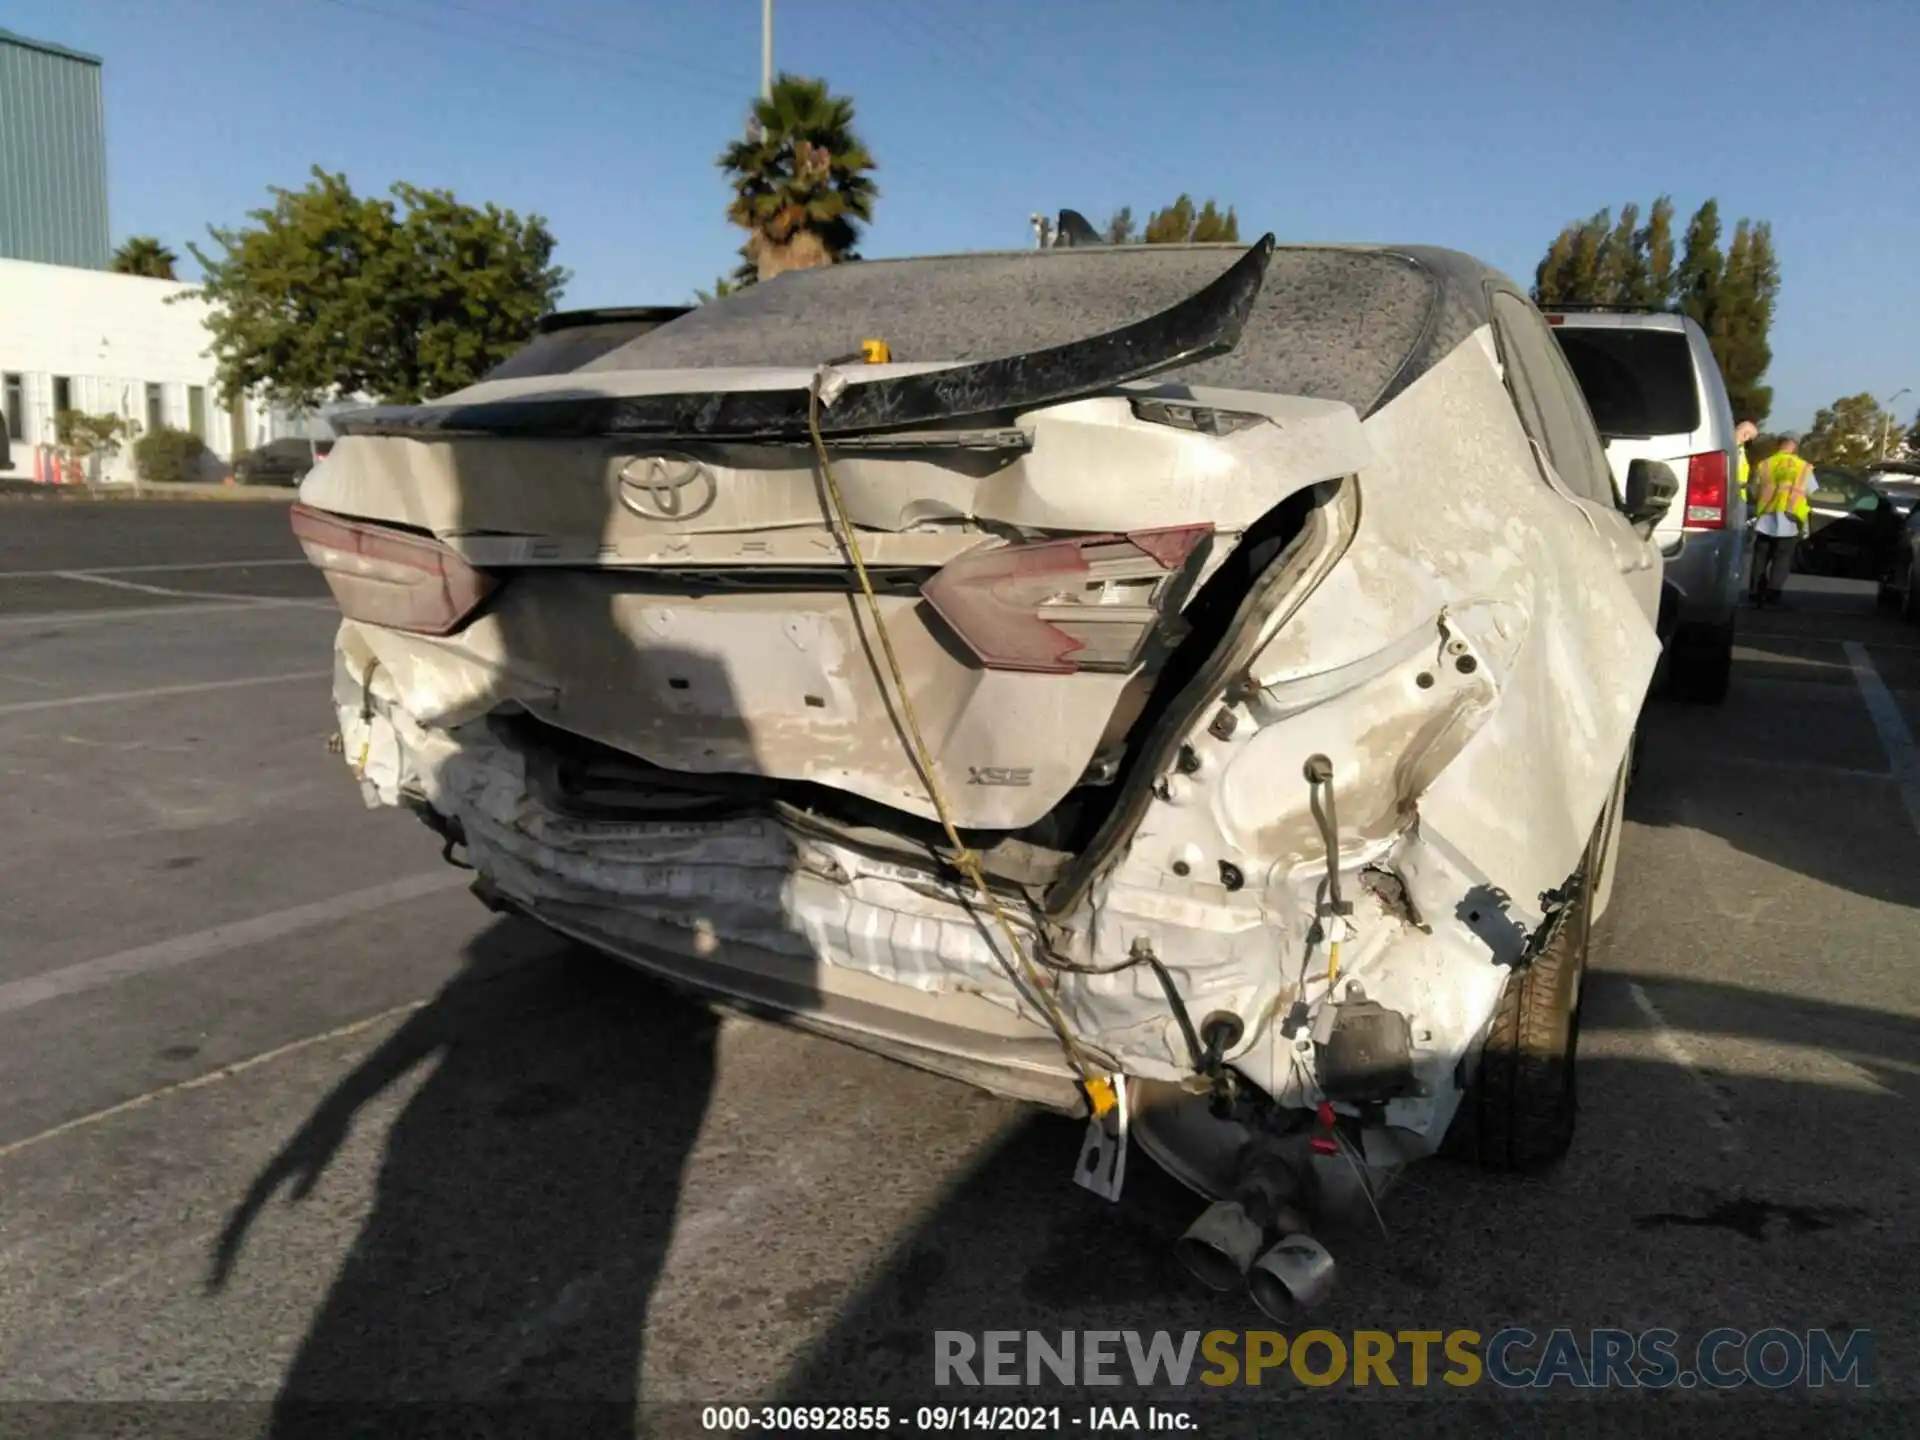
(1666, 621, 1734, 704)
(1446, 819, 1601, 1172)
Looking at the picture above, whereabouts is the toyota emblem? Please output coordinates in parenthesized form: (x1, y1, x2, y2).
(615, 454, 717, 521)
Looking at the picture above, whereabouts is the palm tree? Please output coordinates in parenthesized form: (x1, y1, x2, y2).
(718, 74, 877, 282)
(110, 236, 180, 279)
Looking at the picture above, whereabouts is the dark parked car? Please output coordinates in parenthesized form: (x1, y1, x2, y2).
(1871, 463, 1920, 619)
(1863, 461, 1920, 520)
(235, 436, 333, 487)
(1789, 466, 1906, 582)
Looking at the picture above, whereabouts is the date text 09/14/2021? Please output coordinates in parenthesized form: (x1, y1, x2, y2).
(701, 1405, 1192, 1432)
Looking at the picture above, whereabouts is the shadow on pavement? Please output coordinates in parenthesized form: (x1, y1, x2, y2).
(209, 919, 720, 1435)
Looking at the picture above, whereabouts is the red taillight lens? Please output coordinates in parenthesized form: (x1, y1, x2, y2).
(1683, 451, 1729, 529)
(920, 525, 1212, 674)
(291, 503, 497, 635)
(1545, 313, 1565, 326)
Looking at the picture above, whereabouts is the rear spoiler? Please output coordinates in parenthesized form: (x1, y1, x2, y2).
(333, 236, 1277, 443)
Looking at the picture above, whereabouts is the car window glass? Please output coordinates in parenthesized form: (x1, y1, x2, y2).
(1810, 474, 1857, 506)
(1851, 491, 1881, 513)
(1551, 327, 1702, 437)
(1489, 303, 1558, 480)
(1491, 294, 1616, 507)
(1534, 325, 1623, 507)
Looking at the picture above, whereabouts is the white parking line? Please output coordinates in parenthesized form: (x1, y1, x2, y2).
(0, 600, 335, 628)
(0, 999, 430, 1163)
(0, 559, 307, 580)
(49, 570, 251, 601)
(0, 871, 469, 1018)
(45, 570, 317, 607)
(0, 670, 330, 717)
(1842, 642, 1920, 837)
(1690, 752, 1892, 782)
(1626, 981, 1740, 1156)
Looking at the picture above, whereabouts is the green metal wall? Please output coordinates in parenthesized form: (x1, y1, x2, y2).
(0, 28, 109, 270)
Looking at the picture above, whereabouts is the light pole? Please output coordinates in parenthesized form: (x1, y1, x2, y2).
(761, 0, 773, 101)
(1881, 387, 1911, 462)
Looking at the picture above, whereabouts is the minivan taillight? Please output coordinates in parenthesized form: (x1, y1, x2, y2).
(291, 503, 497, 635)
(1683, 451, 1729, 529)
(920, 525, 1211, 674)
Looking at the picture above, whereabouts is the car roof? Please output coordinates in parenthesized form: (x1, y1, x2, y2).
(597, 242, 1520, 418)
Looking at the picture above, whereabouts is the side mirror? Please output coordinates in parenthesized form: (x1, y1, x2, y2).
(1623, 459, 1680, 533)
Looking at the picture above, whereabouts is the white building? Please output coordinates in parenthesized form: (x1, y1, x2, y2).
(0, 256, 296, 483)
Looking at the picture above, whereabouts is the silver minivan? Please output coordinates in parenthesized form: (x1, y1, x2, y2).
(1546, 308, 1744, 702)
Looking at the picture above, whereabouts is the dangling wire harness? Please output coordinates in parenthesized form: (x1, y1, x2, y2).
(805, 371, 1104, 1096)
(1304, 753, 1352, 983)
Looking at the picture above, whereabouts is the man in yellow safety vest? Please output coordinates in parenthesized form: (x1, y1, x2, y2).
(1734, 418, 1757, 504)
(1749, 436, 1813, 608)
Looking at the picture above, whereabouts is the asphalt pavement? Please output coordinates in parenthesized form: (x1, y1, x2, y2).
(0, 503, 1915, 1436)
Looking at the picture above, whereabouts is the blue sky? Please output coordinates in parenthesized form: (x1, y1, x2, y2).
(11, 0, 1918, 428)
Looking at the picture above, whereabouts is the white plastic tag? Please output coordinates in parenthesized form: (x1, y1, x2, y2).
(1073, 1074, 1129, 1202)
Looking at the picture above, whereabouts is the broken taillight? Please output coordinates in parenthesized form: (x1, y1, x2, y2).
(291, 503, 497, 636)
(1683, 451, 1729, 529)
(920, 525, 1212, 674)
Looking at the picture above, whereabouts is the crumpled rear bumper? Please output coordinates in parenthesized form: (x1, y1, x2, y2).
(340, 660, 1088, 1109)
(334, 627, 1535, 1156)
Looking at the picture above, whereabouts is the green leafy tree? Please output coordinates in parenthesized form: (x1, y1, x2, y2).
(1905, 407, 1920, 460)
(1190, 199, 1239, 243)
(1532, 196, 1779, 424)
(1633, 196, 1677, 309)
(189, 167, 566, 407)
(1802, 393, 1894, 470)
(1141, 195, 1240, 244)
(1536, 204, 1659, 306)
(54, 410, 139, 483)
(1092, 198, 1242, 245)
(1712, 220, 1779, 422)
(1594, 204, 1646, 306)
(720, 74, 877, 282)
(110, 236, 179, 279)
(1532, 228, 1579, 305)
(1672, 198, 1723, 332)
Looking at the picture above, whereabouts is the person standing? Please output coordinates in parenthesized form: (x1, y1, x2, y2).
(1749, 436, 1813, 607)
(1734, 418, 1758, 505)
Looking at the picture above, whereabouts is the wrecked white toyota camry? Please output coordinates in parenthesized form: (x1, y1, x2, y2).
(297, 235, 1678, 1316)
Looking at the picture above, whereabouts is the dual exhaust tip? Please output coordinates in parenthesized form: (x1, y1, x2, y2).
(1174, 1199, 1336, 1320)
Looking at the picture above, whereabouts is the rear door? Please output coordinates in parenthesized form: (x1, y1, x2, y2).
(1547, 318, 1721, 546)
(1494, 295, 1662, 625)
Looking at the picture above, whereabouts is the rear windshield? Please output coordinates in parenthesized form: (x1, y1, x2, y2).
(1551, 327, 1701, 438)
(482, 310, 693, 381)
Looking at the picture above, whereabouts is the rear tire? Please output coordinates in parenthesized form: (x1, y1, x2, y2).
(1446, 812, 1604, 1172)
(1666, 621, 1734, 704)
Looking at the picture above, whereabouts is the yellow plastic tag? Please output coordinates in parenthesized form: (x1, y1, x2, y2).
(1083, 1075, 1118, 1117)
(861, 338, 891, 364)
